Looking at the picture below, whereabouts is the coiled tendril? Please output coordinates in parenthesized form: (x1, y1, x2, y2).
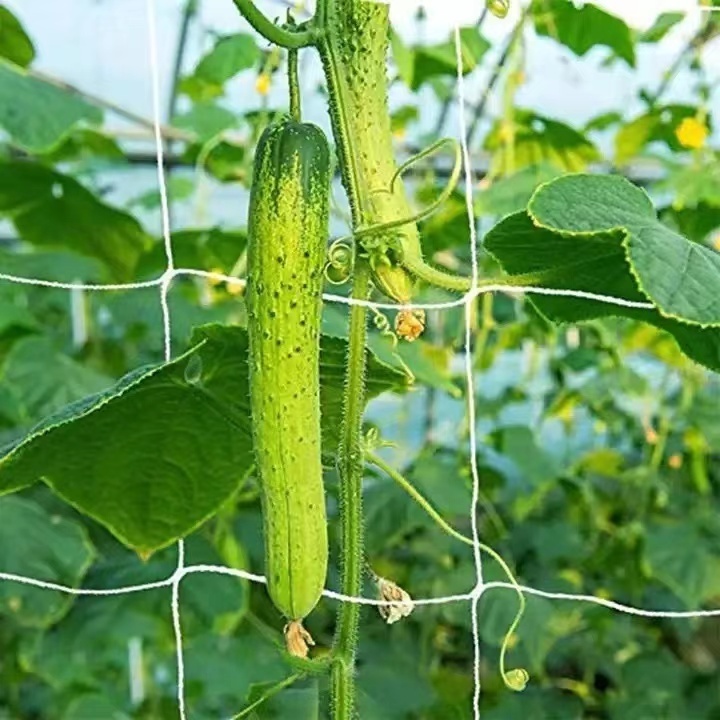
(371, 308, 415, 383)
(324, 239, 354, 285)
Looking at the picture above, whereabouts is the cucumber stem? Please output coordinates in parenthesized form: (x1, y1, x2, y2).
(231, 0, 316, 48)
(288, 48, 301, 121)
(332, 263, 370, 718)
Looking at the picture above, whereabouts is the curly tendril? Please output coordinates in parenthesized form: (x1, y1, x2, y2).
(364, 451, 530, 694)
(344, 137, 463, 243)
(324, 240, 354, 285)
(370, 308, 416, 383)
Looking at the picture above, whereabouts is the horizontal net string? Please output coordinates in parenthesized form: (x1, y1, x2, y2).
(1, 565, 718, 619)
(0, 266, 656, 313)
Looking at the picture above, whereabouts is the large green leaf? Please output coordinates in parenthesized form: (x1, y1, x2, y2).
(0, 324, 408, 555)
(474, 163, 563, 218)
(181, 33, 260, 102)
(484, 175, 720, 371)
(172, 101, 237, 143)
(0, 60, 102, 152)
(532, 0, 636, 67)
(0, 6, 35, 67)
(0, 247, 105, 283)
(527, 174, 720, 326)
(0, 161, 152, 281)
(0, 496, 94, 628)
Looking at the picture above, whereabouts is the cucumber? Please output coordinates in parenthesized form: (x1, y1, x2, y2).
(246, 117, 331, 628)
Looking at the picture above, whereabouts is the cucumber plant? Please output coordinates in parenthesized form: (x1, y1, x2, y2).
(229, 0, 720, 716)
(1, 2, 719, 719)
(232, 0, 530, 714)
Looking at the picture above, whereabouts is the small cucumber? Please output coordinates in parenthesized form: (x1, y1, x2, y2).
(246, 117, 331, 629)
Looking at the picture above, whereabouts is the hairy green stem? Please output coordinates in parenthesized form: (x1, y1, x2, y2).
(288, 48, 301, 120)
(232, 0, 316, 47)
(332, 264, 370, 718)
(402, 254, 475, 292)
(314, 1, 419, 715)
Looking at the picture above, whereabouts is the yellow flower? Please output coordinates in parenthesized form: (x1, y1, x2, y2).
(675, 117, 708, 150)
(713, 234, 720, 252)
(255, 73, 271, 96)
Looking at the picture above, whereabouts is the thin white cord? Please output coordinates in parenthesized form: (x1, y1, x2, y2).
(0, 267, 658, 313)
(6, 564, 720, 618)
(0, 3, 712, 720)
(453, 23, 485, 720)
(0, 274, 162, 291)
(146, 1, 184, 715)
(147, 0, 175, 273)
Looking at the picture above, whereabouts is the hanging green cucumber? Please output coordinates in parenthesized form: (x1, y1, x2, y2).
(246, 115, 331, 656)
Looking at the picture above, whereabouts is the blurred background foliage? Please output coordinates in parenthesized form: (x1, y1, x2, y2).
(0, 0, 719, 718)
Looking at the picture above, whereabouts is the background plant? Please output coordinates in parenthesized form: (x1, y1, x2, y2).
(0, 1, 719, 718)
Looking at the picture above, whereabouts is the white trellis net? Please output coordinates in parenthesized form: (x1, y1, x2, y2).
(0, 1, 719, 718)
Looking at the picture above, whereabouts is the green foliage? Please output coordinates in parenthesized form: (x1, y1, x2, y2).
(0, 162, 152, 281)
(0, 496, 94, 627)
(391, 26, 489, 90)
(615, 105, 707, 164)
(532, 0, 636, 67)
(638, 12, 685, 43)
(485, 174, 720, 371)
(0, 6, 35, 67)
(0, 3, 719, 719)
(182, 33, 261, 101)
(0, 325, 407, 554)
(484, 110, 601, 175)
(0, 61, 101, 152)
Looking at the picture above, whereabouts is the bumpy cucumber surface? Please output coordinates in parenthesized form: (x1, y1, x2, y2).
(247, 118, 331, 622)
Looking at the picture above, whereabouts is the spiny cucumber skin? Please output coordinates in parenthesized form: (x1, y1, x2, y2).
(247, 119, 330, 621)
(317, 0, 420, 304)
